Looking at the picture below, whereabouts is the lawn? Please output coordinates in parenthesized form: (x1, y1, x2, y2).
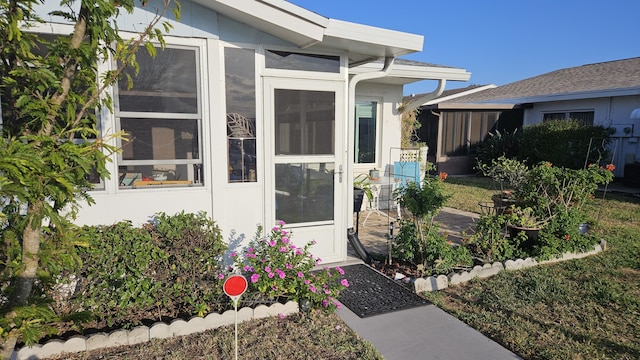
(48, 311, 382, 360)
(425, 176, 640, 359)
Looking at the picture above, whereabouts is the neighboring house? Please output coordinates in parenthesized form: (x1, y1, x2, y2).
(26, 0, 471, 264)
(409, 58, 640, 178)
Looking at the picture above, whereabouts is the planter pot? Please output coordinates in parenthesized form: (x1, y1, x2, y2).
(354, 188, 365, 213)
(369, 169, 380, 180)
(508, 225, 540, 250)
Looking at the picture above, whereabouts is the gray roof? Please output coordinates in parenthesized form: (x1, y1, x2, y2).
(444, 57, 640, 104)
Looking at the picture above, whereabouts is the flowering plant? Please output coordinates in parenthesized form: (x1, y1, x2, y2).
(515, 161, 614, 222)
(232, 222, 348, 313)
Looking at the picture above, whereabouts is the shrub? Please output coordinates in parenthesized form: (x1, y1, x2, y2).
(394, 220, 472, 275)
(515, 162, 614, 223)
(474, 128, 521, 171)
(465, 214, 519, 263)
(516, 120, 612, 169)
(68, 212, 227, 328)
(393, 170, 472, 274)
(232, 222, 348, 313)
(475, 120, 613, 171)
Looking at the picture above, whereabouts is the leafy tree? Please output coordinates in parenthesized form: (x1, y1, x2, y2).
(0, 0, 179, 357)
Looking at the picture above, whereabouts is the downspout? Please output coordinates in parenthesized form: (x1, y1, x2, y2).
(400, 79, 446, 114)
(346, 56, 395, 224)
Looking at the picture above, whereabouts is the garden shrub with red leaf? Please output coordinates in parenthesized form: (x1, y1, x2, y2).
(57, 211, 228, 330)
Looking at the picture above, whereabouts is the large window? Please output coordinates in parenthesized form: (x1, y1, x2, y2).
(116, 45, 203, 188)
(441, 111, 499, 156)
(543, 111, 594, 126)
(225, 47, 257, 183)
(354, 101, 377, 164)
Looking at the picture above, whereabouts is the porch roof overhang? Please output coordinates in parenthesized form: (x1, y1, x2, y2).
(434, 103, 518, 110)
(197, 0, 425, 65)
(351, 60, 472, 85)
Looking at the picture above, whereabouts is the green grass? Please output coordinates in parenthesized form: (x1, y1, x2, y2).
(443, 176, 497, 213)
(427, 177, 640, 359)
(48, 312, 383, 360)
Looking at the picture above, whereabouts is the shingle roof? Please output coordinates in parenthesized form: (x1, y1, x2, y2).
(445, 57, 640, 104)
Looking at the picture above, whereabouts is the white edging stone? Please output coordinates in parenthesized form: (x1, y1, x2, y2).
(416, 240, 605, 293)
(14, 301, 300, 360)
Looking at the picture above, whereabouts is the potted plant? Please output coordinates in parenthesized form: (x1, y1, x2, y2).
(506, 206, 545, 250)
(353, 173, 373, 212)
(479, 156, 526, 211)
(368, 168, 380, 181)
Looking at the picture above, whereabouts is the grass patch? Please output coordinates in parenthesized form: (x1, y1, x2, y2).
(443, 176, 496, 213)
(48, 311, 383, 360)
(425, 176, 640, 359)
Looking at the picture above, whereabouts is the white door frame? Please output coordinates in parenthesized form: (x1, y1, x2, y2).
(263, 77, 346, 264)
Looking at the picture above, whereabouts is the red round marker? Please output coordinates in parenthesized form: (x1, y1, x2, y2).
(224, 274, 248, 298)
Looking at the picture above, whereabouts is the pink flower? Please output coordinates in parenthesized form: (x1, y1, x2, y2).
(275, 269, 285, 279)
(250, 273, 260, 283)
(322, 300, 329, 307)
(336, 267, 344, 275)
(340, 279, 349, 287)
(295, 249, 303, 255)
(309, 285, 316, 293)
(297, 272, 304, 278)
(304, 279, 310, 285)
(282, 237, 289, 244)
(265, 266, 271, 273)
(230, 251, 236, 257)
(243, 265, 254, 272)
(268, 272, 275, 278)
(278, 313, 285, 319)
(247, 247, 254, 253)
(247, 253, 256, 258)
(272, 226, 279, 231)
(279, 246, 288, 252)
(334, 302, 341, 309)
(324, 288, 330, 294)
(286, 263, 293, 269)
(269, 240, 276, 247)
(281, 230, 288, 235)
(217, 273, 225, 280)
(279, 220, 285, 226)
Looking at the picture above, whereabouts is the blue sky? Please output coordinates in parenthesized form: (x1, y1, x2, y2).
(288, 0, 640, 95)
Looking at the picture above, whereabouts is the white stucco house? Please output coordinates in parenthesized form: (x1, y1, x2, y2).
(28, 0, 471, 264)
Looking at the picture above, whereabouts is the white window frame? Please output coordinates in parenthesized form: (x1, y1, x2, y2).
(114, 39, 206, 189)
(354, 98, 381, 167)
(542, 110, 594, 125)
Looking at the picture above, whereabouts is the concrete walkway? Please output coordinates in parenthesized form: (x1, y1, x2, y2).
(338, 207, 520, 360)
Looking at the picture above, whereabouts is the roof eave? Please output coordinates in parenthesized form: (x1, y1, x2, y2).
(195, 0, 327, 46)
(497, 86, 640, 104)
(197, 0, 425, 62)
(435, 103, 518, 110)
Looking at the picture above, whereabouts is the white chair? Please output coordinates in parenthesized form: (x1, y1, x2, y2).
(363, 184, 385, 226)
